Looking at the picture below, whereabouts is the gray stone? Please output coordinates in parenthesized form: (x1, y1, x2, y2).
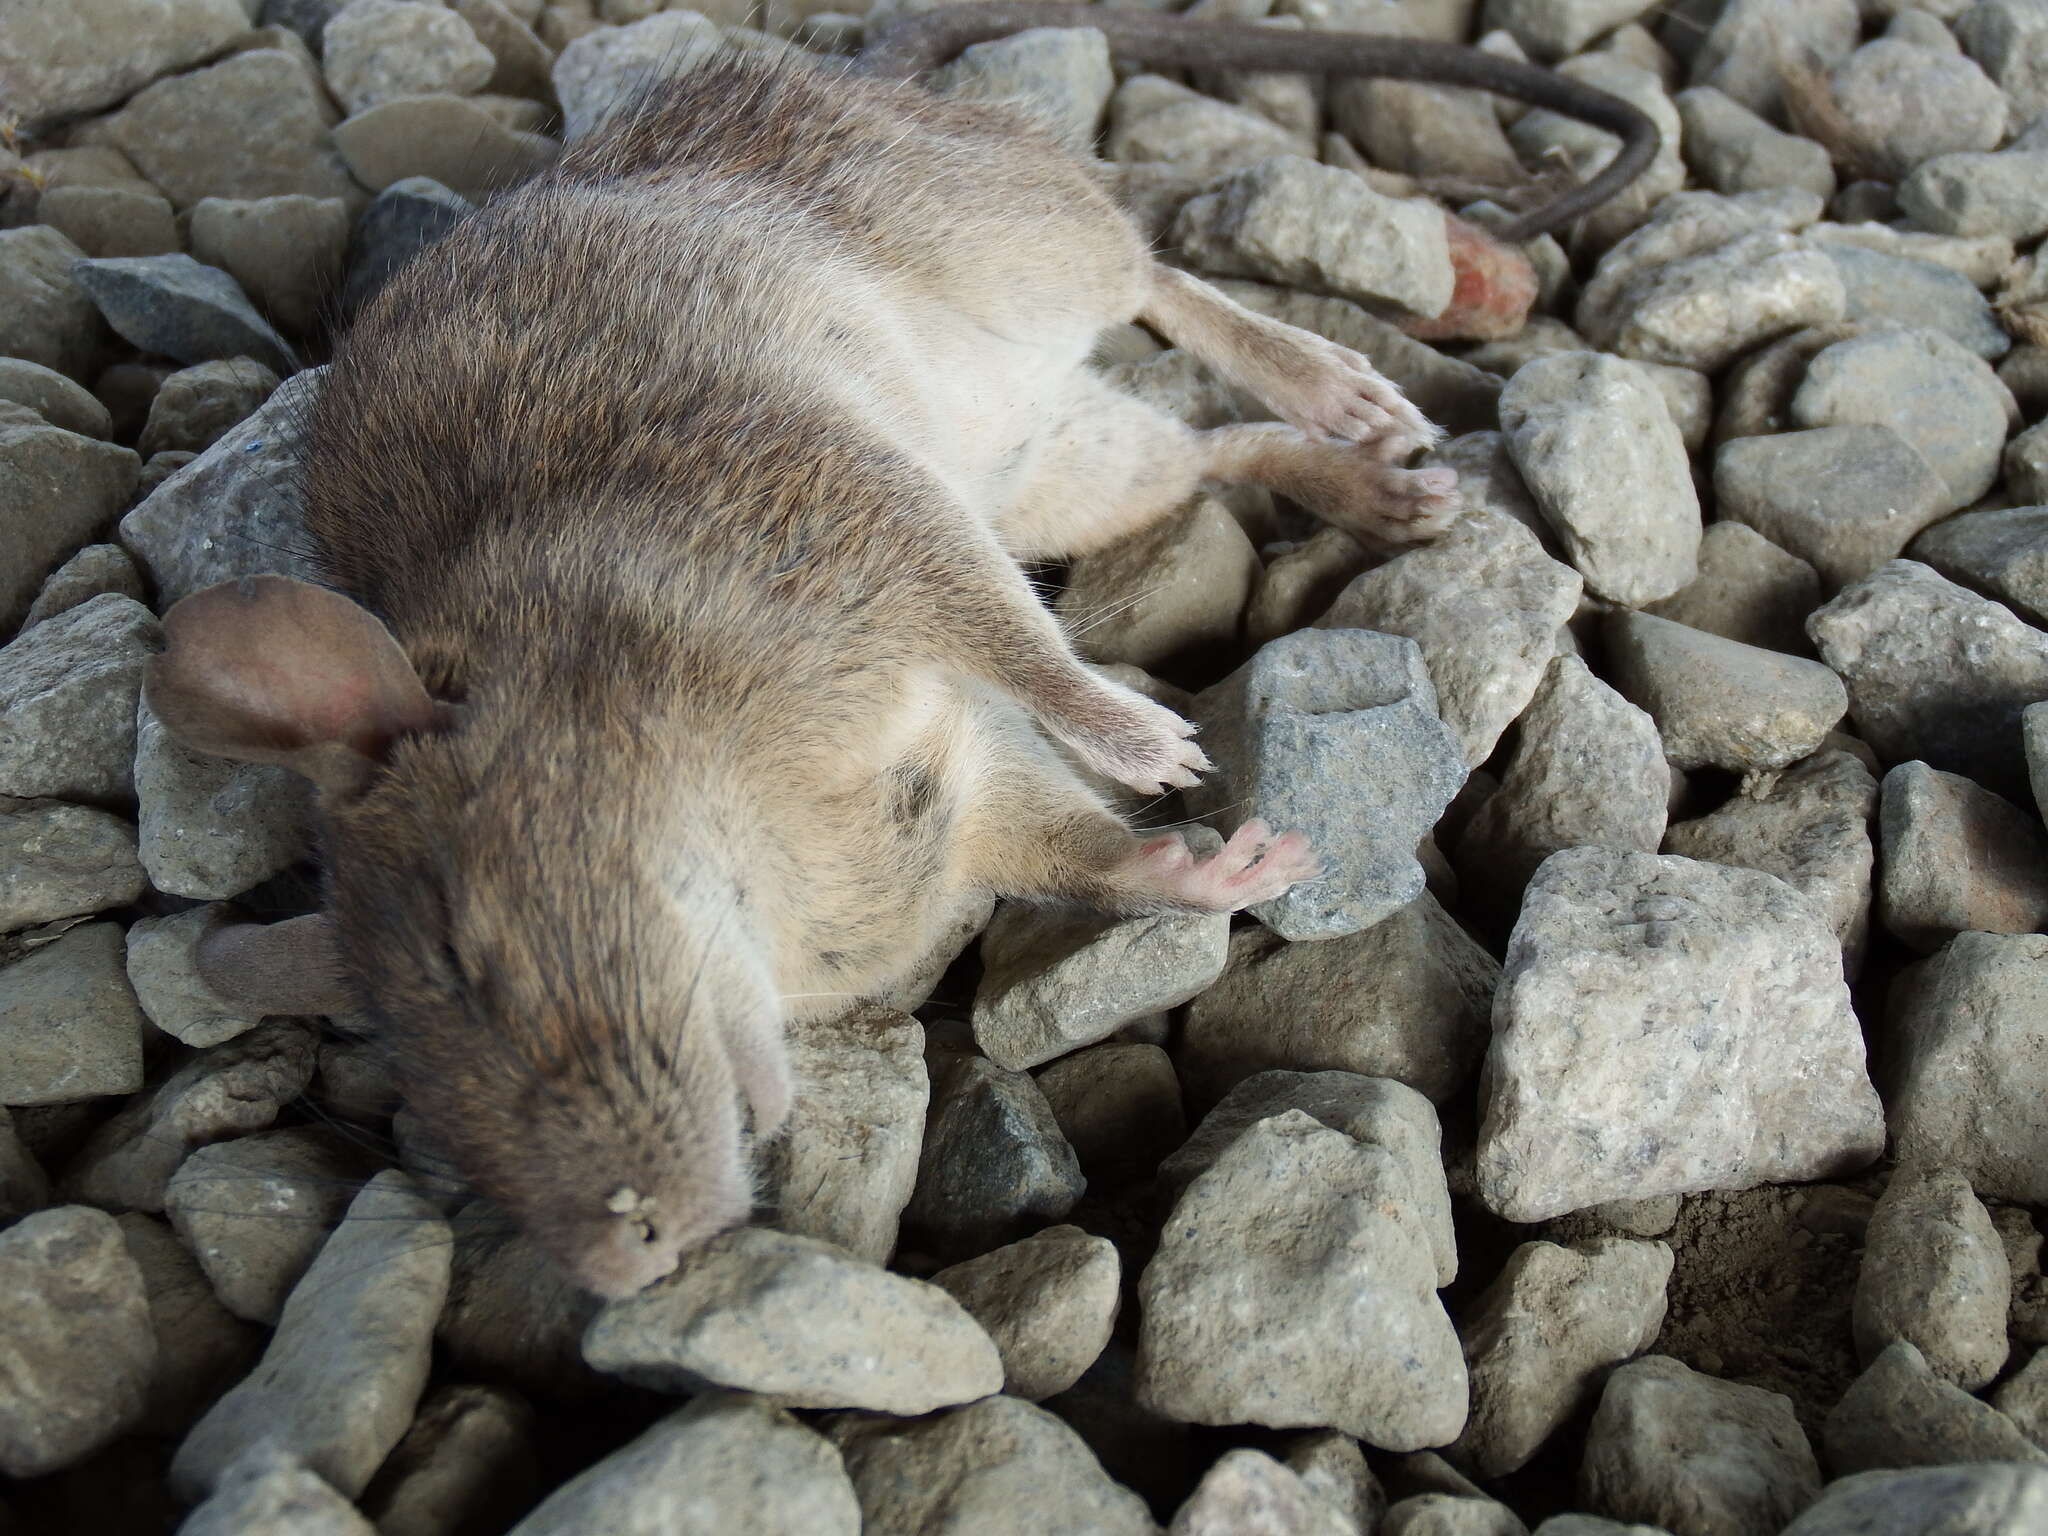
(1109, 73, 1310, 183)
(1285, 1430, 1385, 1534)
(341, 176, 473, 316)
(511, 1393, 859, 1536)
(553, 11, 726, 140)
(1823, 1339, 2046, 1475)
(0, 1206, 155, 1479)
(24, 543, 146, 629)
(0, 922, 145, 1106)
(189, 195, 351, 337)
(1642, 521, 1821, 656)
(1138, 1111, 1465, 1452)
(0, 358, 112, 440)
(585, 1225, 1000, 1411)
(0, 799, 145, 933)
(1899, 147, 2048, 241)
(165, 1125, 373, 1323)
(1581, 1356, 1819, 1536)
(932, 27, 1115, 157)
(1915, 506, 2048, 627)
(1452, 655, 1667, 934)
(1808, 559, 2048, 802)
(759, 1002, 925, 1264)
(1500, 351, 1699, 606)
(38, 182, 180, 260)
(1778, 1465, 2048, 1536)
(0, 226, 113, 384)
(1383, 1494, 1530, 1536)
(125, 905, 272, 1048)
(931, 1225, 1120, 1402)
(1714, 426, 1953, 591)
(1807, 220, 2018, 287)
(116, 1212, 260, 1436)
(323, 0, 496, 113)
(72, 254, 298, 376)
(831, 1394, 1154, 1536)
(1827, 38, 2009, 180)
(1056, 495, 1260, 677)
(363, 1384, 537, 1536)
(903, 1052, 1083, 1259)
(172, 1171, 450, 1500)
(1879, 761, 2048, 951)
(1826, 244, 2010, 361)
(973, 899, 1226, 1074)
(1179, 892, 1496, 1107)
(1172, 156, 1454, 319)
(2010, 422, 2048, 504)
(1958, 0, 2048, 116)
(95, 50, 362, 211)
(1334, 73, 1524, 188)
(1664, 749, 1878, 970)
(0, 1107, 48, 1223)
(134, 696, 315, 901)
(2032, 699, 2048, 819)
(1171, 1447, 1354, 1536)
(1185, 629, 1466, 942)
(1507, 55, 1683, 251)
(1605, 611, 1848, 773)
(1690, 0, 1860, 120)
(180, 1449, 378, 1536)
(1314, 505, 1581, 765)
(1477, 849, 1886, 1224)
(1676, 85, 1835, 199)
(0, 0, 251, 126)
(0, 593, 156, 804)
(333, 95, 560, 203)
(1712, 322, 1860, 448)
(1159, 1070, 1457, 1287)
(1887, 932, 2048, 1203)
(1993, 1346, 2048, 1451)
(1854, 1165, 2010, 1390)
(119, 368, 325, 608)
(1791, 328, 2015, 512)
(1605, 232, 1848, 375)
(2, 413, 136, 638)
(139, 359, 282, 458)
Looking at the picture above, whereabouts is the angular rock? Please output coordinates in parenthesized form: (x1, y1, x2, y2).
(1605, 611, 1848, 773)
(1790, 328, 2015, 512)
(0, 357, 113, 439)
(138, 358, 282, 458)
(904, 1052, 1083, 1259)
(1604, 231, 1847, 375)
(363, 1383, 537, 1536)
(1714, 425, 1952, 590)
(72, 254, 298, 376)
(24, 542, 146, 629)
(1109, 73, 1310, 183)
(1171, 1447, 1354, 1536)
(0, 799, 145, 933)
(165, 1125, 374, 1323)
(119, 368, 326, 608)
(334, 94, 560, 203)
(1500, 351, 1699, 606)
(931, 1225, 1120, 1402)
(0, 0, 250, 126)
(2033, 699, 2048, 819)
(1807, 220, 2018, 288)
(1899, 147, 2048, 242)
(1285, 1429, 1385, 1533)
(1172, 156, 1454, 318)
(0, 226, 113, 383)
(1056, 495, 1259, 679)
(133, 696, 314, 902)
(584, 1226, 1002, 1412)
(1778, 1465, 2048, 1536)
(94, 49, 362, 211)
(1643, 521, 1821, 655)
(125, 904, 271, 1048)
(341, 176, 475, 315)
(1958, 0, 2048, 115)
(1994, 1346, 2048, 1451)
(1138, 1111, 1466, 1451)
(1477, 849, 1886, 1224)
(1451, 655, 1667, 935)
(188, 195, 351, 337)
(1887, 933, 2048, 1203)
(1, 414, 138, 633)
(1037, 1041, 1185, 1186)
(323, 0, 495, 113)
(1878, 761, 2048, 951)
(0, 1106, 49, 1223)
(1689, 0, 1860, 121)
(1824, 37, 2008, 181)
(1186, 629, 1466, 941)
(1913, 505, 2048, 626)
(38, 182, 181, 261)
(510, 1392, 858, 1536)
(172, 1171, 451, 1500)
(1824, 243, 2010, 361)
(973, 899, 1226, 1073)
(0, 1205, 155, 1478)
(1507, 55, 1683, 251)
(1712, 321, 1860, 447)
(1383, 1494, 1528, 1535)
(552, 11, 726, 140)
(1823, 1339, 2046, 1475)
(759, 1002, 924, 1264)
(1453, 1238, 1673, 1479)
(831, 1394, 1154, 1536)
(1179, 894, 1497, 1106)
(116, 1212, 261, 1435)
(1854, 1164, 2009, 1390)
(1313, 505, 1581, 765)
(932, 26, 1115, 157)
(0, 922, 145, 1106)
(1159, 1070, 1456, 1287)
(1808, 559, 2048, 802)
(0, 593, 156, 804)
(180, 1448, 377, 1534)
(1486, 0, 1664, 61)
(2009, 423, 2048, 505)
(1676, 85, 1836, 199)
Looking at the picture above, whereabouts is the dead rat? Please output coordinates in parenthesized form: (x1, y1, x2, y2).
(146, 9, 1657, 1299)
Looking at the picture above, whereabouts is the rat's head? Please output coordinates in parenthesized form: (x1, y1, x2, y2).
(149, 576, 782, 1299)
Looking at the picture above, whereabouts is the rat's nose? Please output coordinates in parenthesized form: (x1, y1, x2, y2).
(577, 1221, 684, 1300)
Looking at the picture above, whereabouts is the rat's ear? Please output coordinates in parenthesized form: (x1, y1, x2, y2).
(148, 576, 441, 798)
(197, 913, 355, 1017)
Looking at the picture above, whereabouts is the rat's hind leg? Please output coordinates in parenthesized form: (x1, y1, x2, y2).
(1139, 266, 1441, 459)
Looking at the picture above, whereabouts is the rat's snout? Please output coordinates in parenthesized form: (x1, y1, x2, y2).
(569, 1185, 691, 1300)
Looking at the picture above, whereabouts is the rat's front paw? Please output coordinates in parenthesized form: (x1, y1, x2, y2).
(1122, 818, 1321, 912)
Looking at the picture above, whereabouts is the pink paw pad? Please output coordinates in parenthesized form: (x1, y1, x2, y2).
(1129, 819, 1322, 913)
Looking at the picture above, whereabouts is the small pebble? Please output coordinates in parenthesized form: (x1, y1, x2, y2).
(1853, 1164, 2010, 1389)
(930, 1225, 1120, 1402)
(0, 921, 145, 1107)
(1822, 1339, 2046, 1474)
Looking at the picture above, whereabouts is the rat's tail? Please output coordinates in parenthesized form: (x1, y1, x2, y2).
(857, 2, 1658, 242)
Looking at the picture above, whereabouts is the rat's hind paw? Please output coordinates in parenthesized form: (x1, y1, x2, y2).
(1049, 683, 1210, 796)
(1269, 338, 1443, 461)
(1121, 819, 1321, 912)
